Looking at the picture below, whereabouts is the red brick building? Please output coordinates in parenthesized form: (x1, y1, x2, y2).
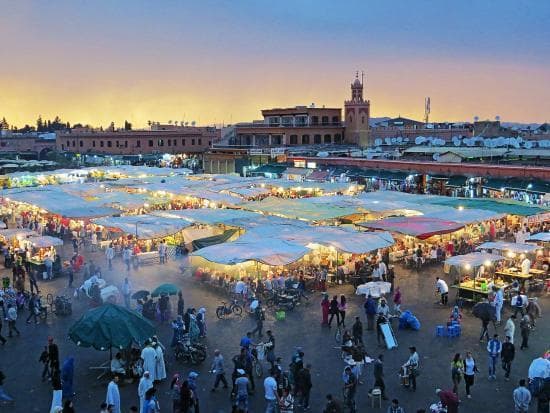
(56, 126, 220, 155)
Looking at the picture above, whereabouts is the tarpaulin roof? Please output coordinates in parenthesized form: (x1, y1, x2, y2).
(357, 216, 464, 239)
(424, 197, 548, 217)
(527, 232, 550, 242)
(29, 235, 64, 248)
(445, 252, 506, 268)
(191, 239, 309, 266)
(92, 215, 192, 239)
(0, 228, 37, 239)
(477, 241, 540, 254)
(152, 208, 261, 226)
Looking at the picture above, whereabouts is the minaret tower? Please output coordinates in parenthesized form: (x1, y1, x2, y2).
(344, 71, 371, 147)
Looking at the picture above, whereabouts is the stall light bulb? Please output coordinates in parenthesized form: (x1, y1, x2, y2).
(458, 206, 464, 211)
(484, 260, 491, 266)
(464, 264, 471, 270)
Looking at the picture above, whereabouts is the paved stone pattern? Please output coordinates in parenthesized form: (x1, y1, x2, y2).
(1, 246, 548, 412)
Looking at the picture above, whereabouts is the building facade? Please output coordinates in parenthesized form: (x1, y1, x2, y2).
(232, 106, 345, 147)
(56, 126, 220, 155)
(0, 131, 56, 158)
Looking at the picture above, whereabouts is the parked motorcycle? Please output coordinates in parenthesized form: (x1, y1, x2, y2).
(174, 335, 207, 364)
(266, 292, 297, 311)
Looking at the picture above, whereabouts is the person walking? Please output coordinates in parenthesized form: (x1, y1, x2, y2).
(512, 379, 531, 413)
(251, 302, 264, 338)
(138, 371, 153, 413)
(177, 292, 185, 317)
(404, 347, 420, 392)
(234, 369, 250, 412)
(338, 295, 347, 327)
(364, 294, 377, 331)
(487, 334, 502, 380)
(373, 354, 388, 400)
(122, 246, 132, 272)
(48, 337, 60, 378)
(512, 292, 526, 318)
(29, 270, 39, 294)
(352, 317, 363, 345)
(393, 287, 402, 314)
(501, 336, 515, 380)
(436, 389, 459, 413)
(342, 366, 357, 413)
(158, 240, 167, 264)
(328, 295, 340, 327)
(105, 244, 115, 271)
(435, 277, 449, 305)
(519, 315, 531, 350)
(26, 292, 40, 324)
(0, 317, 6, 345)
(321, 294, 330, 326)
(493, 286, 504, 324)
(6, 304, 19, 337)
(451, 353, 464, 394)
(264, 372, 280, 413)
(295, 364, 312, 410)
(122, 278, 132, 309)
(106, 375, 121, 413)
(210, 349, 228, 391)
(504, 315, 516, 344)
(61, 357, 75, 401)
(463, 351, 478, 398)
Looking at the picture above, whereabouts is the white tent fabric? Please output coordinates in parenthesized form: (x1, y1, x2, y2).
(477, 242, 539, 254)
(153, 209, 261, 226)
(444, 252, 505, 268)
(0, 228, 37, 239)
(29, 235, 64, 248)
(191, 239, 309, 266)
(355, 281, 391, 297)
(92, 215, 192, 239)
(527, 232, 550, 242)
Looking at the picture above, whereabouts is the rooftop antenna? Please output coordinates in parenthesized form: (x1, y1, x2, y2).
(424, 97, 431, 124)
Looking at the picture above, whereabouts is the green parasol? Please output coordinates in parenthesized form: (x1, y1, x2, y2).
(68, 303, 155, 351)
(151, 283, 180, 297)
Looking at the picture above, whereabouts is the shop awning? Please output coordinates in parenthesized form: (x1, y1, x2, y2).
(29, 235, 64, 248)
(191, 239, 309, 266)
(192, 229, 237, 250)
(357, 216, 464, 239)
(527, 232, 550, 242)
(0, 228, 37, 239)
(92, 215, 192, 239)
(425, 197, 548, 217)
(444, 252, 505, 269)
(477, 242, 539, 254)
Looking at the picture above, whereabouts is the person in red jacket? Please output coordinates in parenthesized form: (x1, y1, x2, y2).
(436, 388, 459, 413)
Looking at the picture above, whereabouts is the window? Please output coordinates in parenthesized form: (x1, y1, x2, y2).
(107, 141, 112, 148)
(322, 116, 329, 125)
(311, 116, 319, 125)
(92, 141, 96, 147)
(158, 139, 164, 146)
(324, 134, 331, 143)
(100, 141, 104, 147)
(79, 141, 83, 147)
(334, 133, 342, 143)
(182, 139, 186, 146)
(314, 134, 321, 144)
(198, 138, 202, 145)
(289, 135, 298, 145)
(362, 116, 365, 124)
(173, 139, 177, 146)
(61, 144, 64, 150)
(192, 139, 195, 145)
(302, 135, 310, 144)
(332, 116, 339, 125)
(116, 141, 119, 147)
(149, 140, 154, 147)
(72, 140, 76, 147)
(167, 139, 171, 146)
(125, 141, 128, 148)
(136, 140, 141, 148)
(66, 140, 70, 146)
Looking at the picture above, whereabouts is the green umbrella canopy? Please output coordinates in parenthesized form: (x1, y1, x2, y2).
(151, 283, 180, 297)
(68, 304, 155, 351)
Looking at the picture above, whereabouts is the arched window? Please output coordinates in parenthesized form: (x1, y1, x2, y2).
(302, 135, 310, 144)
(314, 134, 322, 144)
(324, 134, 331, 143)
(362, 116, 365, 124)
(334, 133, 342, 143)
(289, 135, 298, 145)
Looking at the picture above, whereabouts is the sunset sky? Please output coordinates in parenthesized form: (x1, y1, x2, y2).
(1, 1, 549, 128)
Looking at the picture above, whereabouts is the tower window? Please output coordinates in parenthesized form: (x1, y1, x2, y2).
(362, 116, 365, 124)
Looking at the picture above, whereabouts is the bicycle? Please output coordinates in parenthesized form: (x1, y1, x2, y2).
(216, 300, 243, 319)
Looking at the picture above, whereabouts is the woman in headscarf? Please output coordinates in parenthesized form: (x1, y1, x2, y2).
(179, 380, 194, 413)
(61, 357, 75, 401)
(188, 309, 200, 344)
(196, 308, 206, 338)
(170, 374, 181, 413)
(321, 293, 330, 325)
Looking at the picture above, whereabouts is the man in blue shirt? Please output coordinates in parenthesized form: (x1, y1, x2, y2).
(240, 332, 253, 351)
(487, 334, 502, 380)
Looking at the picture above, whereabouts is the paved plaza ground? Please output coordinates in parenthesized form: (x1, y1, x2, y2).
(1, 246, 548, 413)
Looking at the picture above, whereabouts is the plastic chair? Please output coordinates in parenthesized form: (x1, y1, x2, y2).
(447, 324, 459, 338)
(371, 388, 382, 408)
(436, 325, 446, 337)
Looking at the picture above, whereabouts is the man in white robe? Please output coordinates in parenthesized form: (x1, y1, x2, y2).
(154, 342, 167, 381)
(105, 375, 121, 413)
(138, 371, 153, 412)
(141, 343, 157, 382)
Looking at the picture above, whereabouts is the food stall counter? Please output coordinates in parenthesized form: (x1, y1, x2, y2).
(453, 278, 509, 303)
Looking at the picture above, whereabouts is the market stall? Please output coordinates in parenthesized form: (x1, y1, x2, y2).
(445, 252, 507, 303)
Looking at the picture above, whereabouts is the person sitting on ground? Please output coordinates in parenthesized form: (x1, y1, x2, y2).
(110, 352, 126, 377)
